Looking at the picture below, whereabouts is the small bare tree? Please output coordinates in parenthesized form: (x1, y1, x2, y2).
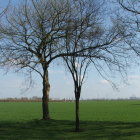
(64, 56, 90, 132)
(63, 56, 90, 131)
(62, 0, 129, 131)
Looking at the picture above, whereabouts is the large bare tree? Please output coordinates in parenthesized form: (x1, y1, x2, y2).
(0, 0, 70, 120)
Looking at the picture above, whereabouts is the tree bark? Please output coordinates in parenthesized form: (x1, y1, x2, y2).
(42, 68, 50, 120)
(75, 94, 80, 132)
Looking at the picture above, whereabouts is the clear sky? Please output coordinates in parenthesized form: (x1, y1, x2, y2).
(0, 0, 140, 99)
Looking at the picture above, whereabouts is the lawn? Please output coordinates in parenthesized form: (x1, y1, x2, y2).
(0, 100, 140, 139)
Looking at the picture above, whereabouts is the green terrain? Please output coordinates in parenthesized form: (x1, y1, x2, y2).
(0, 100, 140, 140)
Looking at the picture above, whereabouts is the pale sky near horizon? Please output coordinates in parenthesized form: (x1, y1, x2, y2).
(1, 62, 140, 99)
(0, 0, 140, 99)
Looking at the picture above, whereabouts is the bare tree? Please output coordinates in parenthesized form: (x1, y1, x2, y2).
(63, 29, 128, 131)
(63, 56, 90, 132)
(0, 0, 72, 120)
(62, 0, 129, 132)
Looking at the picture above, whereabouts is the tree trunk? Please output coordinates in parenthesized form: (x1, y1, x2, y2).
(75, 95, 80, 132)
(42, 68, 50, 120)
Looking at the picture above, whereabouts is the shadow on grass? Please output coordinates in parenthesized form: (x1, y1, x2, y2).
(131, 104, 140, 106)
(0, 119, 140, 140)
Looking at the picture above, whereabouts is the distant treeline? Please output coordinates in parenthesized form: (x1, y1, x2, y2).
(0, 97, 74, 102)
(0, 97, 140, 102)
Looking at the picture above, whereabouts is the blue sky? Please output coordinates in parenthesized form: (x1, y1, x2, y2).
(0, 0, 140, 99)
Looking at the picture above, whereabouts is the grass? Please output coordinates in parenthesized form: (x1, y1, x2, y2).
(1, 100, 140, 139)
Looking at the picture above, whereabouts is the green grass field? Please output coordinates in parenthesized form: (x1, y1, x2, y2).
(1, 100, 140, 140)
